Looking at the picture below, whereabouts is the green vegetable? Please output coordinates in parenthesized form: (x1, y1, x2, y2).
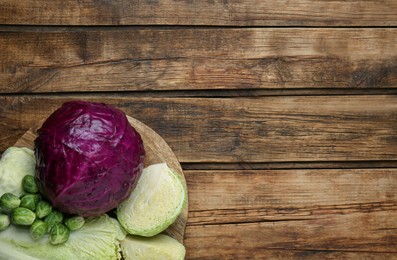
(0, 246, 38, 260)
(20, 194, 41, 212)
(11, 207, 36, 225)
(109, 216, 127, 241)
(0, 147, 35, 198)
(35, 200, 52, 219)
(29, 220, 47, 241)
(49, 223, 69, 245)
(117, 163, 187, 237)
(64, 216, 85, 231)
(0, 215, 123, 259)
(0, 214, 10, 231)
(22, 175, 39, 194)
(121, 234, 186, 260)
(44, 210, 63, 231)
(0, 193, 21, 212)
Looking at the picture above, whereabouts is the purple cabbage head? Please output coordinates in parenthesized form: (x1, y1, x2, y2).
(34, 101, 145, 217)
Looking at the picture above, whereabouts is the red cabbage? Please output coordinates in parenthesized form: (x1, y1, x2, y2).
(34, 101, 145, 217)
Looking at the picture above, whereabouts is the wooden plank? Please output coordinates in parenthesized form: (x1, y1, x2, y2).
(184, 249, 397, 260)
(185, 169, 397, 224)
(1, 95, 397, 163)
(185, 215, 397, 258)
(0, 28, 396, 93)
(0, 0, 396, 26)
(183, 169, 397, 258)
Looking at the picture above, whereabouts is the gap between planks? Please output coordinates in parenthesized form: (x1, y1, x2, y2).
(2, 89, 397, 98)
(0, 25, 397, 32)
(181, 161, 397, 171)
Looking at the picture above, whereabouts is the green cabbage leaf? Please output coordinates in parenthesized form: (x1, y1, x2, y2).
(0, 215, 124, 260)
(0, 147, 35, 197)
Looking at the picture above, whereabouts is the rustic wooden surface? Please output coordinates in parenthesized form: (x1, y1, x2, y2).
(0, 0, 396, 259)
(1, 0, 397, 26)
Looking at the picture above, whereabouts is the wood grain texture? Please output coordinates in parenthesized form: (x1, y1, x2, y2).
(1, 95, 397, 163)
(0, 0, 396, 26)
(0, 29, 396, 93)
(185, 249, 397, 260)
(2, 0, 396, 258)
(12, 115, 188, 243)
(184, 169, 397, 258)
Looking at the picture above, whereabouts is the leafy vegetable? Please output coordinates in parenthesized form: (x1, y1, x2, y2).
(0, 193, 21, 212)
(109, 217, 127, 241)
(0, 214, 10, 231)
(11, 207, 36, 226)
(34, 101, 145, 217)
(64, 216, 85, 231)
(0, 147, 36, 198)
(20, 194, 41, 211)
(35, 201, 52, 219)
(0, 215, 123, 260)
(49, 224, 70, 245)
(22, 175, 39, 194)
(30, 220, 48, 241)
(121, 234, 186, 260)
(0, 246, 38, 260)
(117, 163, 186, 237)
(44, 210, 63, 232)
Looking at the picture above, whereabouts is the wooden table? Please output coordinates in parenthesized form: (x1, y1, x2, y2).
(1, 1, 397, 259)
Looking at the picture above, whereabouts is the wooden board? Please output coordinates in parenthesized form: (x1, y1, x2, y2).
(0, 29, 396, 93)
(13, 115, 188, 243)
(0, 0, 396, 26)
(2, 95, 397, 163)
(1, 0, 397, 258)
(183, 169, 397, 258)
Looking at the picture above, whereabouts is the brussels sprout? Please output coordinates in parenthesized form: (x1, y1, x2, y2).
(22, 175, 39, 194)
(20, 194, 41, 211)
(0, 214, 10, 231)
(29, 219, 48, 240)
(64, 216, 85, 231)
(36, 200, 52, 219)
(49, 223, 70, 245)
(11, 207, 36, 225)
(44, 210, 63, 231)
(0, 193, 21, 212)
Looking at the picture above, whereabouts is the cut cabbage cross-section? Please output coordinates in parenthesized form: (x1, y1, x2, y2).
(117, 163, 186, 237)
(121, 234, 186, 260)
